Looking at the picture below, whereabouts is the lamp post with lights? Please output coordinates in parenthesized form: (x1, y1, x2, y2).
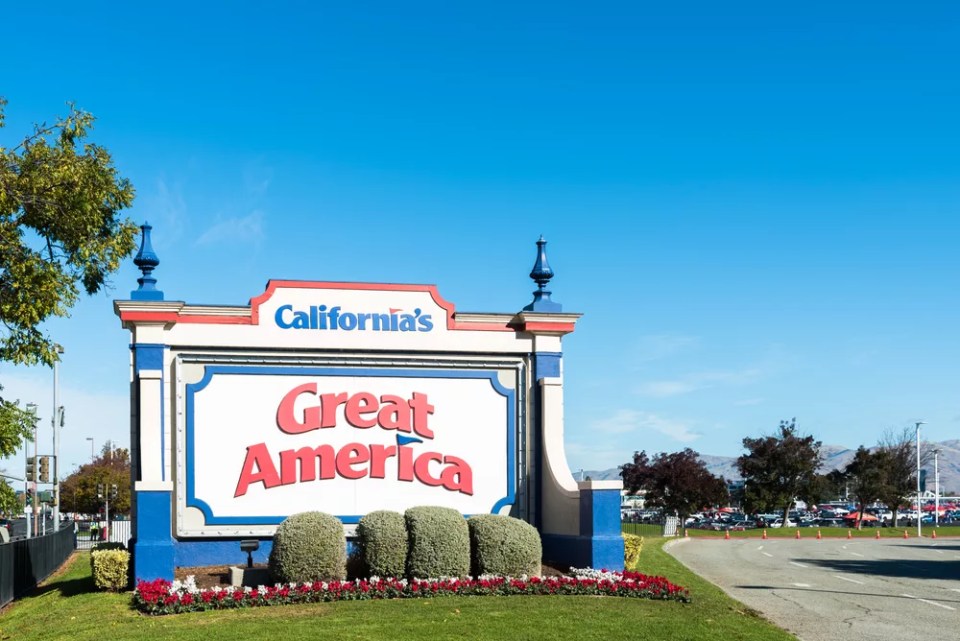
(915, 421, 924, 538)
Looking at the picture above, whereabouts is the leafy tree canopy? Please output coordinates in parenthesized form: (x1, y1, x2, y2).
(876, 427, 922, 527)
(0, 97, 137, 366)
(737, 418, 822, 524)
(60, 445, 131, 516)
(0, 396, 36, 457)
(620, 448, 728, 521)
(0, 477, 18, 515)
(844, 446, 890, 528)
(0, 98, 136, 471)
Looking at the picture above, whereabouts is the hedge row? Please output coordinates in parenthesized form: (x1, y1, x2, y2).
(235, 508, 541, 584)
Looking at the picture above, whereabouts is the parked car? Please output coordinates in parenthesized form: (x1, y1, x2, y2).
(769, 518, 796, 528)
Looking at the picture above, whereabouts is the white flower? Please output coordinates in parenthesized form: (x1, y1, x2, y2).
(569, 567, 623, 581)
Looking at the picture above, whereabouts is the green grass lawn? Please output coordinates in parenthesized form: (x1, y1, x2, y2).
(0, 542, 797, 641)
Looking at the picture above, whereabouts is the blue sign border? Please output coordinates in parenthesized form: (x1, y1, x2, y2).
(184, 365, 517, 525)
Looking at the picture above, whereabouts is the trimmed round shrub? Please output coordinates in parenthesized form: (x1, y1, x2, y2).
(468, 514, 541, 577)
(405, 506, 470, 578)
(268, 511, 347, 583)
(357, 510, 408, 577)
(623, 533, 643, 569)
(90, 549, 131, 591)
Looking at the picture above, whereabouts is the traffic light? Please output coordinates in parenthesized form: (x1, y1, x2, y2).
(96, 483, 104, 499)
(26, 456, 36, 480)
(110, 484, 118, 499)
(39, 456, 50, 483)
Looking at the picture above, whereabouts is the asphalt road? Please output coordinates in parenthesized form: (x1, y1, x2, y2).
(3, 517, 55, 539)
(668, 537, 960, 641)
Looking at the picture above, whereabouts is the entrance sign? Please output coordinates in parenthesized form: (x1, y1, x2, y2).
(180, 365, 516, 535)
(118, 226, 623, 580)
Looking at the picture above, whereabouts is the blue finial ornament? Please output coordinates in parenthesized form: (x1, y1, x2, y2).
(131, 221, 164, 301)
(523, 235, 562, 312)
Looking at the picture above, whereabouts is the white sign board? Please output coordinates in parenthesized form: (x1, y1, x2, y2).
(177, 364, 517, 536)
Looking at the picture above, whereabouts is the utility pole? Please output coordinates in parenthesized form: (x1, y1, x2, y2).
(97, 483, 112, 543)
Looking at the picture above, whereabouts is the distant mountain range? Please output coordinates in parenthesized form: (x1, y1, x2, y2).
(582, 440, 960, 495)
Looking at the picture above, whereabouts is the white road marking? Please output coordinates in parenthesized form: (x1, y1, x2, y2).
(902, 594, 956, 611)
(949, 588, 960, 593)
(757, 545, 764, 550)
(934, 550, 944, 555)
(789, 561, 808, 568)
(763, 552, 774, 558)
(850, 552, 865, 557)
(792, 583, 811, 587)
(834, 575, 864, 585)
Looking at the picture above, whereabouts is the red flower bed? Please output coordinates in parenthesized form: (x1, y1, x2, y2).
(133, 570, 690, 615)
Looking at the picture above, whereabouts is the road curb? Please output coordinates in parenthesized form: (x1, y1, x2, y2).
(662, 537, 690, 552)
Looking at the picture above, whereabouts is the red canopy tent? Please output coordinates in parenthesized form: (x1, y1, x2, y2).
(843, 512, 878, 522)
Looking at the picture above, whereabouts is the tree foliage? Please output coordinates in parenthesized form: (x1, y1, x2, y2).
(798, 469, 848, 507)
(60, 445, 131, 516)
(0, 400, 37, 512)
(875, 426, 931, 526)
(620, 448, 728, 521)
(737, 419, 822, 524)
(1, 98, 137, 366)
(0, 395, 36, 457)
(0, 478, 18, 515)
(0, 98, 136, 457)
(843, 446, 889, 528)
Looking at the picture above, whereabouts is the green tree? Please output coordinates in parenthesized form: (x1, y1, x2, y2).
(0, 396, 35, 457)
(620, 448, 728, 523)
(737, 419, 822, 526)
(0, 400, 37, 510)
(0, 477, 18, 515)
(0, 98, 136, 455)
(844, 446, 889, 529)
(875, 427, 932, 527)
(60, 445, 131, 516)
(803, 469, 848, 507)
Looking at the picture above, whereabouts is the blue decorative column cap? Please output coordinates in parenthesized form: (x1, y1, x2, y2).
(131, 221, 164, 301)
(523, 235, 563, 312)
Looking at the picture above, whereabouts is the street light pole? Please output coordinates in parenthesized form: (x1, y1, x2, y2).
(915, 421, 924, 538)
(86, 437, 94, 462)
(933, 448, 941, 527)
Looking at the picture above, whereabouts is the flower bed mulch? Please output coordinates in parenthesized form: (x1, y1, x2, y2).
(134, 569, 690, 615)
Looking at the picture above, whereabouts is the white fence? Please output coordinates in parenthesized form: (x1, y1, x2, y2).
(75, 520, 132, 550)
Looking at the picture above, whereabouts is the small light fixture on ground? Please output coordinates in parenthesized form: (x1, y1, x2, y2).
(240, 539, 260, 568)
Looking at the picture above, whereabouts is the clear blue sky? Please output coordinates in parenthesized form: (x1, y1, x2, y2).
(2, 1, 958, 476)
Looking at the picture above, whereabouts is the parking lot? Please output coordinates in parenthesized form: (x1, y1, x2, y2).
(669, 537, 960, 641)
